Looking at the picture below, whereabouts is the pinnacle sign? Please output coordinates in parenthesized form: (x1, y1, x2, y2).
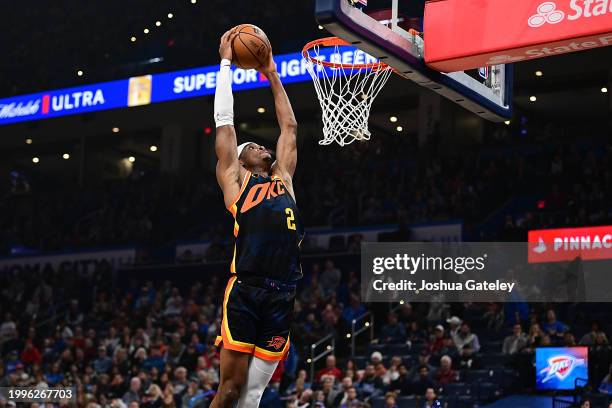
(424, 0, 612, 72)
(528, 225, 612, 263)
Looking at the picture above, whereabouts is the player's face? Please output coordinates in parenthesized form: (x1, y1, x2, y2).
(240, 143, 273, 169)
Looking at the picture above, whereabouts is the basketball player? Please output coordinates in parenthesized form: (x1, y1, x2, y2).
(210, 29, 302, 408)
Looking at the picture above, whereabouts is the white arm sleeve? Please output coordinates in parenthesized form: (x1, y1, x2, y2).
(214, 59, 234, 128)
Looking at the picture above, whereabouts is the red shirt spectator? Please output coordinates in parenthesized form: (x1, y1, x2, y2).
(21, 341, 42, 366)
(316, 355, 343, 382)
(434, 355, 457, 385)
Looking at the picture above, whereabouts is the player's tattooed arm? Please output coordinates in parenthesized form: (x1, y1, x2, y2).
(215, 30, 242, 207)
(259, 51, 298, 180)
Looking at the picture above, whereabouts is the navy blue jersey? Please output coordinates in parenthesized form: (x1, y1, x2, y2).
(227, 171, 303, 282)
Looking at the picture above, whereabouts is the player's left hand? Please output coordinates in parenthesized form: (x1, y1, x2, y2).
(258, 49, 277, 76)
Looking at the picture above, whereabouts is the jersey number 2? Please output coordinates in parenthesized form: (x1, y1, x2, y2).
(285, 208, 296, 230)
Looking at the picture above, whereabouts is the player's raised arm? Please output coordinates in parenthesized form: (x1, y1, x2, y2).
(214, 30, 242, 207)
(259, 52, 298, 179)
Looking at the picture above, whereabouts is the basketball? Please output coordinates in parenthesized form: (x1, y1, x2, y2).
(231, 24, 271, 69)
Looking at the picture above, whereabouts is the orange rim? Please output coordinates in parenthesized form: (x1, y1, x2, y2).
(302, 37, 390, 70)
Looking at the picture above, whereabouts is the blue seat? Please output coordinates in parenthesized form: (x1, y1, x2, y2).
(354, 356, 367, 369)
(480, 353, 508, 368)
(455, 395, 475, 408)
(387, 344, 411, 355)
(465, 369, 498, 383)
(472, 382, 498, 401)
(443, 383, 470, 397)
(396, 395, 416, 408)
(370, 397, 385, 408)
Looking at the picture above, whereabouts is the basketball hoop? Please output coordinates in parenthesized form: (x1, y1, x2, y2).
(302, 37, 393, 146)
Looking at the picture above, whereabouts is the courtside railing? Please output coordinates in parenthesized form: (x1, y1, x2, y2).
(308, 333, 336, 385)
(350, 311, 374, 358)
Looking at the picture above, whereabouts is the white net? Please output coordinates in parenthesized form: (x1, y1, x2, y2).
(304, 42, 393, 147)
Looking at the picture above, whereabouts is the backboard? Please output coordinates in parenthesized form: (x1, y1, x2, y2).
(315, 0, 513, 122)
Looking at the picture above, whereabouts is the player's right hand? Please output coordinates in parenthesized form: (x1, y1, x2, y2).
(219, 29, 236, 61)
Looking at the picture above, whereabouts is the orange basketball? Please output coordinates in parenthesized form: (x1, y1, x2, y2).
(231, 24, 271, 70)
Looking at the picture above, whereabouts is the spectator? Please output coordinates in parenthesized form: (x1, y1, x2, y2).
(580, 321, 608, 345)
(355, 364, 384, 400)
(502, 324, 528, 355)
(296, 389, 313, 408)
(382, 356, 402, 386)
(319, 260, 342, 299)
(339, 387, 360, 408)
(316, 355, 343, 383)
(380, 313, 407, 344)
(20, 341, 42, 366)
(599, 364, 612, 394)
(438, 337, 458, 362)
(458, 344, 482, 370)
(93, 346, 113, 374)
(434, 355, 457, 385)
(452, 323, 480, 353)
(429, 325, 445, 353)
(389, 364, 412, 396)
(165, 333, 186, 366)
(123, 377, 142, 405)
(412, 366, 436, 396)
(446, 316, 462, 338)
(384, 392, 398, 408)
(411, 350, 435, 381)
(341, 295, 366, 326)
(422, 388, 442, 408)
(330, 376, 354, 408)
(542, 309, 568, 339)
(142, 384, 162, 408)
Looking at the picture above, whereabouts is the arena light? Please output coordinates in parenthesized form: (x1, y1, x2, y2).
(144, 28, 150, 34)
(77, 70, 83, 77)
(529, 96, 537, 102)
(396, 126, 403, 132)
(504, 120, 511, 125)
(346, 333, 351, 338)
(112, 127, 120, 133)
(149, 145, 158, 152)
(602, 87, 609, 94)
(306, 358, 312, 363)
(32, 157, 39, 164)
(389, 116, 398, 123)
(128, 156, 136, 163)
(167, 13, 174, 18)
(535, 71, 543, 77)
(62, 153, 70, 160)
(318, 25, 324, 30)
(130, 36, 136, 42)
(364, 322, 370, 327)
(25, 138, 32, 145)
(191, 0, 197, 3)
(257, 107, 265, 113)
(155, 21, 161, 27)
(399, 300, 405, 305)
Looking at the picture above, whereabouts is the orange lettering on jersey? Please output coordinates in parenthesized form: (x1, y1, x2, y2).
(240, 180, 286, 213)
(241, 183, 268, 213)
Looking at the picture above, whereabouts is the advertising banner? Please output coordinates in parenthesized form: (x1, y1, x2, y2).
(424, 0, 612, 72)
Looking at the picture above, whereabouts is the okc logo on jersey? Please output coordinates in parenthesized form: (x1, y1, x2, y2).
(267, 336, 287, 350)
(241, 180, 286, 213)
(539, 355, 585, 383)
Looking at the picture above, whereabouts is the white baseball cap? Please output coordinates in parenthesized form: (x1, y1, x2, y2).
(446, 316, 462, 325)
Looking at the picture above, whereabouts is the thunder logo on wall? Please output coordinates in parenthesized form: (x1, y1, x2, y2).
(536, 347, 588, 390)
